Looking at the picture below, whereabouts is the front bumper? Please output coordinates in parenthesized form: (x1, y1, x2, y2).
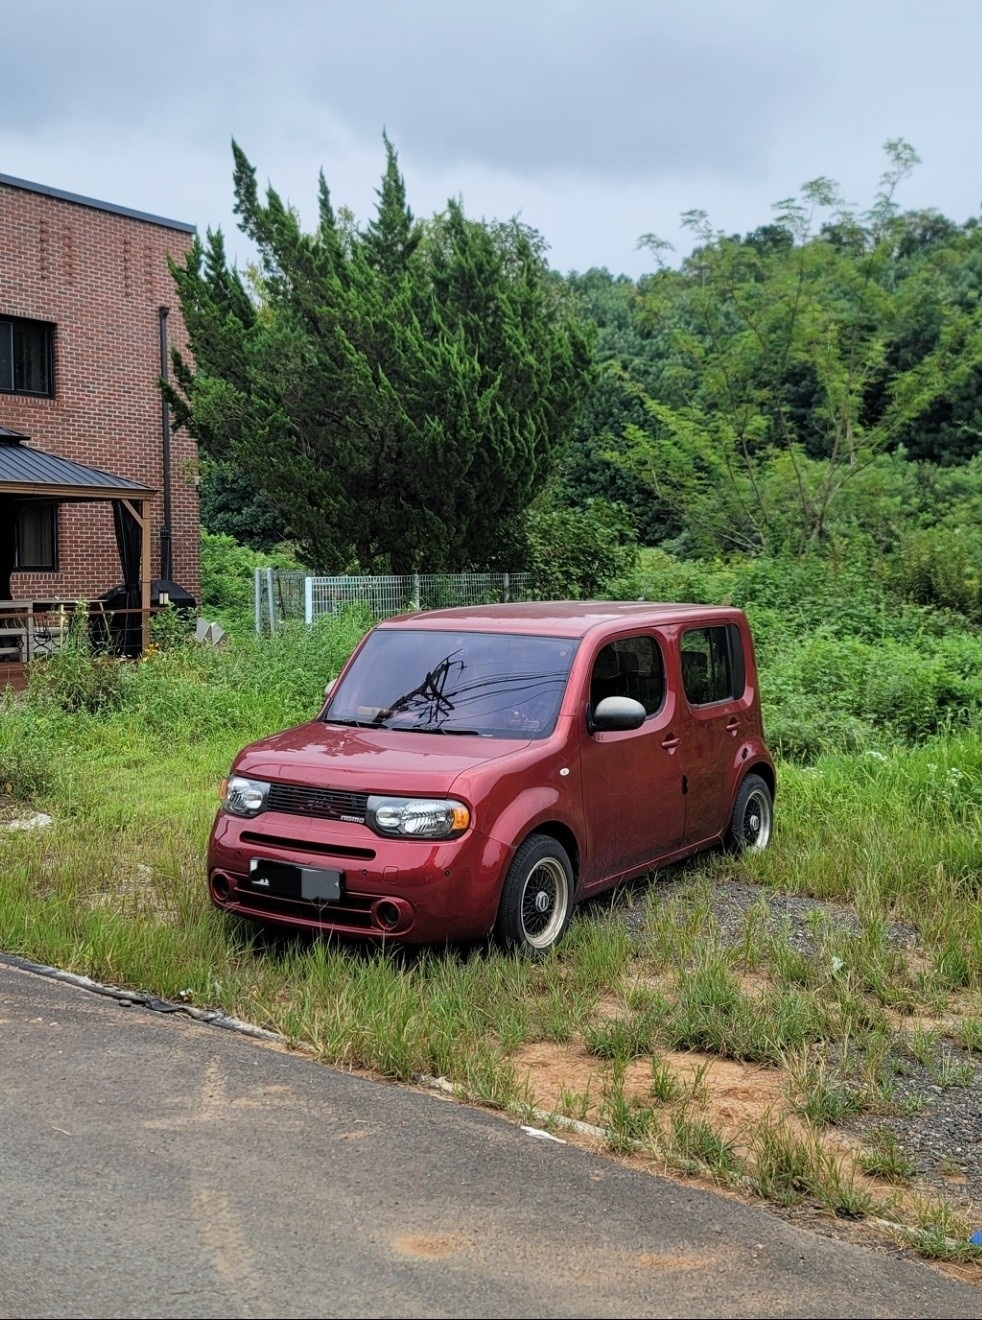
(207, 809, 510, 943)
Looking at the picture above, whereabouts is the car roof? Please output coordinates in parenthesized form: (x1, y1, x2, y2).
(377, 600, 743, 639)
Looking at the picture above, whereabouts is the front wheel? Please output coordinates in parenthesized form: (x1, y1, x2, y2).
(726, 773, 773, 853)
(494, 834, 573, 957)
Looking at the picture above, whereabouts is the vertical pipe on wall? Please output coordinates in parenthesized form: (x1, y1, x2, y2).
(158, 306, 173, 582)
(137, 498, 151, 655)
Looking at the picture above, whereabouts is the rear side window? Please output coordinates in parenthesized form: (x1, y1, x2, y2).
(590, 636, 665, 716)
(681, 625, 746, 706)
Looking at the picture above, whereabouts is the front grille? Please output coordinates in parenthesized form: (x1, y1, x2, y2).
(268, 783, 369, 822)
(231, 885, 376, 930)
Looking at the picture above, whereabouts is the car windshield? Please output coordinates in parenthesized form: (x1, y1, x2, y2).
(323, 629, 578, 737)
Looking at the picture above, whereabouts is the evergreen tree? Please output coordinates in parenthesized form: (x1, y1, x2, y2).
(168, 139, 593, 573)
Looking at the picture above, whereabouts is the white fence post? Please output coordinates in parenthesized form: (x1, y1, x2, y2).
(304, 576, 314, 625)
(254, 567, 263, 634)
(266, 567, 276, 631)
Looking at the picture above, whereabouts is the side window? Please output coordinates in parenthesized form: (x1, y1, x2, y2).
(0, 318, 54, 397)
(590, 636, 665, 716)
(681, 626, 741, 706)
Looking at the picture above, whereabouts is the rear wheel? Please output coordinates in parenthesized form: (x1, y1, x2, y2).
(494, 834, 573, 957)
(726, 773, 773, 853)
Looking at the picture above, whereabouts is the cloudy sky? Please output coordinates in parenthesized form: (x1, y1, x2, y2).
(3, 1, 980, 276)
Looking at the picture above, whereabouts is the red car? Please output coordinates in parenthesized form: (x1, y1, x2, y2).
(208, 602, 774, 954)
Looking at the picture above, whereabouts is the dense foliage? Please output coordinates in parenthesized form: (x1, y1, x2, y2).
(610, 546, 982, 762)
(560, 142, 981, 563)
(199, 529, 303, 630)
(198, 460, 289, 553)
(169, 138, 594, 574)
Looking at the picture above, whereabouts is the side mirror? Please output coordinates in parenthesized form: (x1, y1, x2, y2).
(590, 695, 646, 733)
(323, 679, 335, 701)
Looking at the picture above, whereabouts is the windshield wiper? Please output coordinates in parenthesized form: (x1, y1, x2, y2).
(377, 717, 488, 735)
(323, 717, 378, 727)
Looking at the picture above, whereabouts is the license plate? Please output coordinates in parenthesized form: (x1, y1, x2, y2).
(248, 859, 342, 903)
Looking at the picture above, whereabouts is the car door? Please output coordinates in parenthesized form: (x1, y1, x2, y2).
(677, 622, 748, 845)
(577, 632, 686, 891)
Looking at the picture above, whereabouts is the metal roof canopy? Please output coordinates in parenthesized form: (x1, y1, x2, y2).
(0, 427, 155, 651)
(0, 427, 154, 501)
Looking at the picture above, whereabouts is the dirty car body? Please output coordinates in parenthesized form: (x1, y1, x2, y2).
(208, 602, 775, 953)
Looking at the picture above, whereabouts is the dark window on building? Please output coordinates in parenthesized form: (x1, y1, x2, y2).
(590, 636, 666, 716)
(0, 318, 54, 396)
(15, 504, 58, 570)
(681, 625, 745, 706)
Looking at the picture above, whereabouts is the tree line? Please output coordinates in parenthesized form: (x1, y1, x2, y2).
(170, 137, 981, 593)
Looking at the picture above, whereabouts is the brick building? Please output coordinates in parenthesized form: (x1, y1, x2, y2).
(0, 173, 199, 613)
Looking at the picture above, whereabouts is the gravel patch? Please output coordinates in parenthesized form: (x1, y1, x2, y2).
(619, 873, 920, 952)
(698, 879, 920, 953)
(848, 1053, 982, 1215)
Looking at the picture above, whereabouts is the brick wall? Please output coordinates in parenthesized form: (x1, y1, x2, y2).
(0, 180, 200, 604)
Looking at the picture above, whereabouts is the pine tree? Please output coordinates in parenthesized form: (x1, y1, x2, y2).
(169, 138, 593, 572)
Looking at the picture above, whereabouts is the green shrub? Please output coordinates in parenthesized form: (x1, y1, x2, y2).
(199, 529, 303, 632)
(892, 527, 982, 622)
(0, 700, 62, 798)
(610, 548, 982, 761)
(526, 499, 638, 598)
(762, 631, 982, 759)
(26, 610, 131, 715)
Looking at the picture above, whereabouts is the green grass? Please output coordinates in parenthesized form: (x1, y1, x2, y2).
(1, 596, 981, 1266)
(666, 1107, 742, 1180)
(858, 1127, 917, 1183)
(784, 1046, 868, 1126)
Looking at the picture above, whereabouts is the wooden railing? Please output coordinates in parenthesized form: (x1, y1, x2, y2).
(0, 600, 162, 662)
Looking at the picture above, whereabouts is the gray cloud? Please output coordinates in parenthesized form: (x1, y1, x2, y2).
(9, 1, 820, 182)
(299, 1, 820, 180)
(2, 1, 980, 278)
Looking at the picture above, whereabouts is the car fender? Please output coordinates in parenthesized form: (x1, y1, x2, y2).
(725, 740, 775, 814)
(480, 784, 582, 882)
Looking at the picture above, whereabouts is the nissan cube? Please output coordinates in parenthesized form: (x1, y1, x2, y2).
(208, 601, 775, 955)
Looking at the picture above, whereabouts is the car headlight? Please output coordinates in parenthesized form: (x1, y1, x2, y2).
(366, 795, 470, 839)
(220, 774, 270, 818)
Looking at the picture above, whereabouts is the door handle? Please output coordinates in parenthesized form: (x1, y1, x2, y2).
(726, 718, 740, 736)
(661, 734, 680, 752)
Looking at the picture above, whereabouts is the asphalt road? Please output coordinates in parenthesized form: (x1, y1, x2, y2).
(1, 960, 979, 1320)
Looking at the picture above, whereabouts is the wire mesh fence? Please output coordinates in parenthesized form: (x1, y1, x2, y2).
(255, 569, 533, 633)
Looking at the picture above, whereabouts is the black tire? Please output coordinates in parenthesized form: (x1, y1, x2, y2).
(494, 834, 574, 956)
(726, 773, 773, 853)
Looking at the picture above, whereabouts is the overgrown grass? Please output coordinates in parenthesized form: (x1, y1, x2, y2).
(1, 592, 980, 1267)
(616, 548, 982, 762)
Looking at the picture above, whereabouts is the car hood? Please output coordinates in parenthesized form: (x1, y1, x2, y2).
(233, 721, 530, 796)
